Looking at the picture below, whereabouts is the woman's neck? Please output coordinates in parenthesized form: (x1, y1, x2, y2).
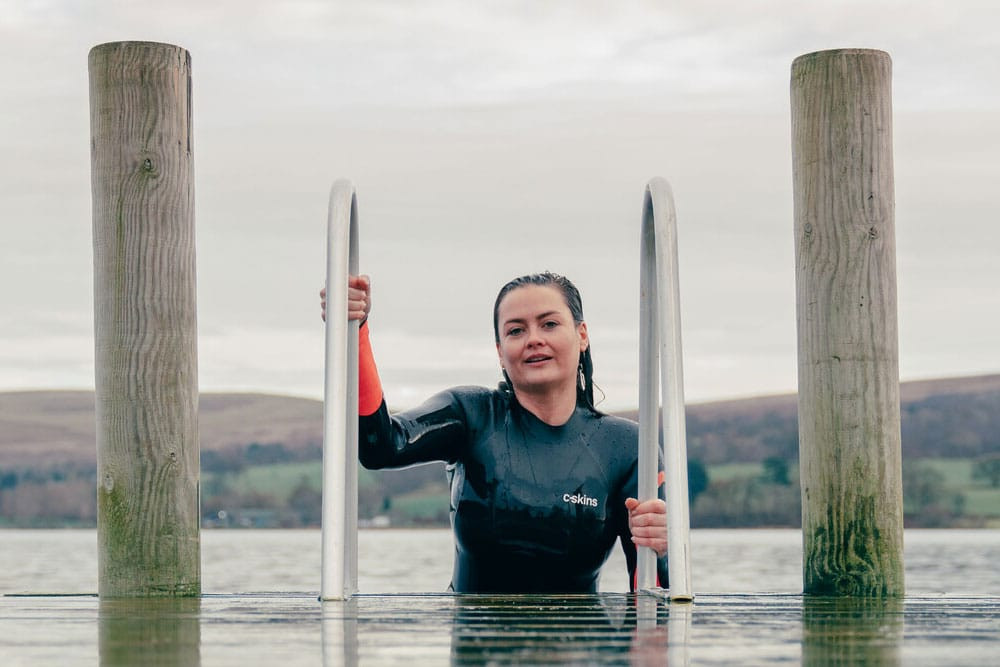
(514, 385, 578, 426)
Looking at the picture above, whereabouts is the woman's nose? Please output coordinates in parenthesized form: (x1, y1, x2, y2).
(525, 325, 543, 345)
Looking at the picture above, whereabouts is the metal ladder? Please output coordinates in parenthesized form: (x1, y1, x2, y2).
(320, 178, 693, 602)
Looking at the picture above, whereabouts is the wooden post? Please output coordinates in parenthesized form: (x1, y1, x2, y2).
(791, 49, 904, 596)
(90, 42, 200, 597)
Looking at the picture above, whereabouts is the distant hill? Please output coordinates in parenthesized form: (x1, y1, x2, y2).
(1, 373, 998, 469)
(0, 391, 323, 469)
(618, 374, 1000, 464)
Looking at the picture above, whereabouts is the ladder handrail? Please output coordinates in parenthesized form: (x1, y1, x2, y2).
(638, 177, 694, 601)
(321, 179, 360, 601)
(319, 178, 692, 600)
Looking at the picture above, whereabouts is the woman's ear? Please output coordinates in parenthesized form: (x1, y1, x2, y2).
(578, 322, 589, 352)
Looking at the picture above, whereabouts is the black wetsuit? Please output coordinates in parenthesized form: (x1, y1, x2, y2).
(359, 385, 670, 593)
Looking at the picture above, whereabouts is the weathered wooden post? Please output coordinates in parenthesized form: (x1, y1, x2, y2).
(791, 48, 904, 596)
(90, 41, 200, 597)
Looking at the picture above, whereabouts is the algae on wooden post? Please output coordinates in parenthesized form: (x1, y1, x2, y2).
(89, 41, 200, 597)
(791, 49, 904, 597)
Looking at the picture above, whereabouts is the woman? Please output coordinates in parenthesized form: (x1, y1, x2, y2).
(322, 272, 668, 593)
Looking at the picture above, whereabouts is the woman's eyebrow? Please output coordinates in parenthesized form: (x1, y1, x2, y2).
(503, 310, 562, 327)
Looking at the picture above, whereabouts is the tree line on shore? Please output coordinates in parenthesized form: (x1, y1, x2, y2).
(2, 450, 995, 529)
(1, 377, 997, 528)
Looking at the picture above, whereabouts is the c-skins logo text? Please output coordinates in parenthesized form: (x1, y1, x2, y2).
(562, 492, 598, 508)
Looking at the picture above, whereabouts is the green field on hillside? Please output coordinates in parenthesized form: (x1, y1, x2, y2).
(389, 488, 450, 522)
(918, 458, 977, 485)
(705, 462, 765, 482)
(204, 462, 321, 500)
(917, 458, 1000, 518)
(205, 462, 393, 499)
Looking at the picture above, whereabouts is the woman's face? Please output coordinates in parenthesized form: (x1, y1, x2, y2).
(495, 284, 588, 397)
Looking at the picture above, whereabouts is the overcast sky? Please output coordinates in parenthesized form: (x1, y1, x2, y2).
(2, 1, 998, 410)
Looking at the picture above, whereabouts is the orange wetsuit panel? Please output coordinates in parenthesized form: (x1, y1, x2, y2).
(358, 322, 384, 416)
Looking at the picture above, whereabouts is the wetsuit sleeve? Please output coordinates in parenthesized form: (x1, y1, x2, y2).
(617, 460, 671, 592)
(358, 389, 469, 470)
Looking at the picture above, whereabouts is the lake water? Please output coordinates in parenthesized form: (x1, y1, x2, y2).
(2, 529, 998, 665)
(1, 528, 997, 595)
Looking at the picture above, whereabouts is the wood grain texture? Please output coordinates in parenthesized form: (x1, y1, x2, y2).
(89, 42, 200, 597)
(791, 49, 904, 596)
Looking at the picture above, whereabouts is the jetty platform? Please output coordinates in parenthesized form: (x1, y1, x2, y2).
(2, 592, 998, 665)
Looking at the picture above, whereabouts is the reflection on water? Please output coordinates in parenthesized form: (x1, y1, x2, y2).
(320, 594, 689, 666)
(665, 601, 692, 667)
(98, 598, 201, 667)
(3, 591, 996, 666)
(449, 594, 660, 664)
(801, 597, 903, 666)
(321, 598, 359, 666)
(634, 595, 692, 667)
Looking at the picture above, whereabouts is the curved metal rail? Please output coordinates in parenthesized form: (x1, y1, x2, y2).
(321, 179, 360, 601)
(638, 178, 694, 601)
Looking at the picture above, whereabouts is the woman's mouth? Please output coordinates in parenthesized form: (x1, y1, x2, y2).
(525, 355, 551, 364)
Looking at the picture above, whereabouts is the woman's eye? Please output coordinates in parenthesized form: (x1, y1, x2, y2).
(507, 327, 524, 337)
(543, 320, 558, 329)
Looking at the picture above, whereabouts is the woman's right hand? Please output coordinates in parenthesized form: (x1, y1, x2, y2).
(320, 274, 371, 323)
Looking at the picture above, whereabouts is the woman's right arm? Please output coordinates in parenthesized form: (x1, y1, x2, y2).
(322, 275, 465, 469)
(359, 391, 467, 470)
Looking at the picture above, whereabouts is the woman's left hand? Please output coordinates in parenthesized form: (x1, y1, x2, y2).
(625, 497, 667, 557)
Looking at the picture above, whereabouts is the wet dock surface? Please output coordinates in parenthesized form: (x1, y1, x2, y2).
(3, 592, 998, 665)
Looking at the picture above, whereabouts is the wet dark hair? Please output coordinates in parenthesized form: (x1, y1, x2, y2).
(492, 272, 601, 414)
